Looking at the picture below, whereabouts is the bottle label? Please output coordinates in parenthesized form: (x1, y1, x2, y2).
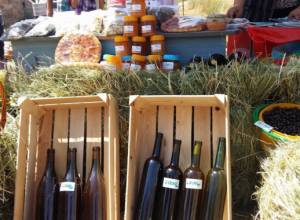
(115, 45, 125, 52)
(142, 25, 152, 33)
(130, 63, 141, 71)
(146, 64, 156, 71)
(131, 4, 142, 11)
(163, 61, 174, 70)
(122, 63, 131, 70)
(185, 178, 203, 190)
(124, 25, 134, 33)
(254, 120, 273, 132)
(163, 177, 180, 190)
(132, 45, 142, 53)
(151, 44, 162, 52)
(60, 182, 75, 192)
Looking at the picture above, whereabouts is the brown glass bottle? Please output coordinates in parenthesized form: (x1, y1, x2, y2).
(82, 146, 106, 220)
(36, 148, 58, 220)
(177, 141, 204, 220)
(57, 148, 81, 220)
(156, 139, 183, 220)
(201, 137, 227, 220)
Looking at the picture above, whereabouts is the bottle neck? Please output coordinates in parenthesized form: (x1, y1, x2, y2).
(170, 140, 181, 166)
(191, 141, 202, 168)
(65, 149, 78, 180)
(152, 133, 163, 158)
(91, 147, 101, 174)
(214, 138, 226, 169)
(45, 149, 55, 176)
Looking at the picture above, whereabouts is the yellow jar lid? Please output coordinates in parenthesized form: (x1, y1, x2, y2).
(107, 55, 122, 64)
(132, 55, 146, 62)
(132, 36, 146, 43)
(124, 15, 138, 22)
(114, 36, 129, 43)
(141, 15, 156, 22)
(150, 35, 165, 41)
(148, 55, 162, 62)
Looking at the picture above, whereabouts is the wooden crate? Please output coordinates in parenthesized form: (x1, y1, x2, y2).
(13, 94, 120, 220)
(124, 95, 231, 220)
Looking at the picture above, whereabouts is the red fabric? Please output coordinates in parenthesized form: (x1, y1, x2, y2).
(227, 30, 252, 55)
(247, 26, 300, 57)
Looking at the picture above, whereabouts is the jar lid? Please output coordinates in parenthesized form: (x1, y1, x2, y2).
(148, 55, 162, 62)
(103, 54, 114, 61)
(107, 55, 122, 63)
(150, 35, 165, 41)
(132, 36, 146, 43)
(141, 15, 156, 22)
(163, 54, 180, 61)
(132, 55, 146, 62)
(122, 55, 132, 62)
(124, 16, 138, 22)
(115, 36, 129, 43)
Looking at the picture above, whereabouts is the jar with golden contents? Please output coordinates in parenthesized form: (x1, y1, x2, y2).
(162, 54, 181, 72)
(123, 16, 139, 37)
(114, 36, 131, 56)
(132, 36, 147, 56)
(141, 15, 156, 36)
(131, 55, 146, 71)
(150, 35, 165, 55)
(130, 0, 146, 17)
(146, 55, 162, 72)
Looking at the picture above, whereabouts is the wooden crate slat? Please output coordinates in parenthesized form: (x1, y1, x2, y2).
(194, 106, 212, 176)
(157, 106, 174, 166)
(103, 106, 110, 209)
(53, 109, 69, 179)
(176, 106, 193, 170)
(40, 101, 105, 110)
(33, 95, 106, 105)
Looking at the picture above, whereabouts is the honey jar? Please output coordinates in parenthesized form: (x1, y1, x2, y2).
(132, 36, 147, 56)
(146, 55, 162, 71)
(150, 35, 165, 55)
(162, 54, 181, 72)
(130, 0, 146, 17)
(114, 36, 131, 57)
(131, 54, 146, 71)
(124, 16, 139, 37)
(141, 15, 156, 36)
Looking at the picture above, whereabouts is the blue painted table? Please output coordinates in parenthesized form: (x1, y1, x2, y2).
(11, 30, 238, 69)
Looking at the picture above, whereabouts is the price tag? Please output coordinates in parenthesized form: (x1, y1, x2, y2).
(163, 177, 180, 190)
(254, 120, 273, 132)
(163, 62, 174, 70)
(146, 64, 156, 71)
(142, 25, 152, 33)
(130, 63, 141, 71)
(115, 45, 124, 52)
(132, 4, 141, 11)
(185, 178, 203, 190)
(151, 44, 162, 53)
(60, 182, 75, 192)
(132, 46, 142, 53)
(124, 25, 134, 33)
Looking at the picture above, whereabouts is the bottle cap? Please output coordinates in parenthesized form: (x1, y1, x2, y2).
(132, 36, 146, 43)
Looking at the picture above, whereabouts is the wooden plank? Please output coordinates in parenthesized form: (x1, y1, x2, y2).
(194, 107, 211, 176)
(33, 96, 104, 105)
(53, 109, 69, 179)
(69, 108, 85, 179)
(176, 106, 193, 170)
(157, 105, 174, 166)
(40, 102, 105, 110)
(13, 109, 30, 220)
(103, 106, 110, 217)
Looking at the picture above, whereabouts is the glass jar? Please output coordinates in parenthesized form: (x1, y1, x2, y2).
(150, 35, 165, 55)
(141, 15, 156, 36)
(114, 36, 131, 57)
(124, 16, 139, 37)
(100, 54, 122, 71)
(122, 55, 131, 70)
(131, 55, 146, 71)
(146, 55, 162, 71)
(130, 0, 146, 17)
(162, 54, 181, 72)
(132, 36, 147, 56)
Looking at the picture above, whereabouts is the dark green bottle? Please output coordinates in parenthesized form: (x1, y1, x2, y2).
(201, 137, 227, 220)
(177, 141, 204, 220)
(156, 139, 182, 220)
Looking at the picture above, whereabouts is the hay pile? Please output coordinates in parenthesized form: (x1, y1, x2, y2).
(2, 58, 300, 217)
(255, 141, 300, 220)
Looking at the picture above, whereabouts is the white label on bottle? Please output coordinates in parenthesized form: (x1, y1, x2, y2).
(146, 64, 156, 71)
(185, 178, 203, 190)
(254, 120, 273, 133)
(130, 63, 141, 71)
(151, 44, 162, 52)
(124, 25, 134, 33)
(142, 25, 152, 33)
(60, 182, 75, 192)
(132, 45, 142, 53)
(115, 45, 125, 52)
(131, 4, 142, 11)
(163, 177, 180, 190)
(163, 61, 174, 70)
(123, 63, 131, 70)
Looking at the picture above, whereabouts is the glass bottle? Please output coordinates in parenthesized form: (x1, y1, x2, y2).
(177, 141, 205, 220)
(201, 137, 227, 220)
(156, 139, 183, 220)
(36, 149, 58, 220)
(57, 148, 82, 220)
(136, 133, 164, 220)
(82, 146, 106, 220)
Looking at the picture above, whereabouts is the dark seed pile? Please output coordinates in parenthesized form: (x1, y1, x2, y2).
(263, 107, 300, 136)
